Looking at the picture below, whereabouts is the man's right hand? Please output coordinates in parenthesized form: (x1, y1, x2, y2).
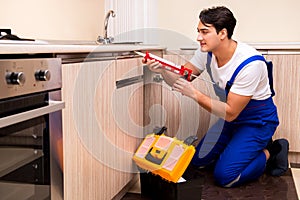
(142, 58, 163, 73)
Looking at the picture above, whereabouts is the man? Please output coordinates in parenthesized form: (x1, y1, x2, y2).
(143, 6, 288, 187)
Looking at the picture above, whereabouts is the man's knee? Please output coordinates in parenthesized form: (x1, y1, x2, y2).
(214, 168, 241, 187)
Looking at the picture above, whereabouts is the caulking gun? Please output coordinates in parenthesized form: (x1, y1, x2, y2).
(135, 51, 197, 81)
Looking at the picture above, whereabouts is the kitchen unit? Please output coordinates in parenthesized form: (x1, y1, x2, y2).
(1, 42, 300, 199)
(265, 53, 300, 163)
(0, 43, 164, 200)
(60, 53, 145, 200)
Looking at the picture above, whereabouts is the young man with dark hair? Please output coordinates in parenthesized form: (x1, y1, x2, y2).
(143, 6, 289, 187)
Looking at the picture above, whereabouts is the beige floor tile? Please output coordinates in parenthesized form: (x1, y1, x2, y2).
(291, 168, 300, 199)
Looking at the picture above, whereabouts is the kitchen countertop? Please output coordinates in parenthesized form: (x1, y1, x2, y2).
(1, 41, 300, 55)
(247, 42, 300, 50)
(0, 42, 165, 55)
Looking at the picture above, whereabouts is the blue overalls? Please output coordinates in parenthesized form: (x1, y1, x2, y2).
(191, 53, 279, 187)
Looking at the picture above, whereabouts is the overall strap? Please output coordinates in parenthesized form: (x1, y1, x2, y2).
(206, 52, 213, 81)
(206, 53, 266, 86)
(225, 55, 266, 94)
(206, 52, 227, 101)
(206, 53, 274, 99)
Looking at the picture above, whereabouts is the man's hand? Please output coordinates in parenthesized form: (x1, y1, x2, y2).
(142, 58, 163, 73)
(172, 78, 198, 99)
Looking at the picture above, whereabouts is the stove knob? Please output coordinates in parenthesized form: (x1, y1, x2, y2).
(6, 72, 26, 85)
(35, 70, 51, 81)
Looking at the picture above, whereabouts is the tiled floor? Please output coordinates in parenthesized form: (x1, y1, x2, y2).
(122, 165, 300, 200)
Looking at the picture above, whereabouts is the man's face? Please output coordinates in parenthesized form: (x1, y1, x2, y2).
(197, 21, 221, 52)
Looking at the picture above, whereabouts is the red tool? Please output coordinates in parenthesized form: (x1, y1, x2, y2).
(135, 51, 194, 81)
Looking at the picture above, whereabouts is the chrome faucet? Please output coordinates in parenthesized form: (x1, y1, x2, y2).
(97, 10, 116, 44)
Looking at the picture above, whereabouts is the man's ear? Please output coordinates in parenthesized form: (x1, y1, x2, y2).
(219, 28, 228, 40)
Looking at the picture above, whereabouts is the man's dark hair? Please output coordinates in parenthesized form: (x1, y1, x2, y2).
(199, 6, 237, 39)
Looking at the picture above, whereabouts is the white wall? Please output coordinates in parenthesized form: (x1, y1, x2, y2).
(105, 0, 158, 40)
(157, 0, 300, 43)
(0, 0, 105, 41)
(1, 0, 300, 43)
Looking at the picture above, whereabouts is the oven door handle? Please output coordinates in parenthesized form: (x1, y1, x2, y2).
(0, 100, 65, 128)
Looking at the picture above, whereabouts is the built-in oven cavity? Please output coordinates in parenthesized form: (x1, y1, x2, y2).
(0, 57, 63, 199)
(0, 92, 51, 198)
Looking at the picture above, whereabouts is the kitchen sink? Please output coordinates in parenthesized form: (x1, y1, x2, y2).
(37, 40, 143, 45)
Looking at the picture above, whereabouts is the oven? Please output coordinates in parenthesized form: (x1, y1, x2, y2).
(0, 58, 64, 200)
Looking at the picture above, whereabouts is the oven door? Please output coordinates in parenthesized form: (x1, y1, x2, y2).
(0, 96, 64, 200)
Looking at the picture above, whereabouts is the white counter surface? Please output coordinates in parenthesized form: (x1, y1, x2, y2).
(1, 42, 300, 55)
(248, 42, 300, 50)
(0, 42, 165, 55)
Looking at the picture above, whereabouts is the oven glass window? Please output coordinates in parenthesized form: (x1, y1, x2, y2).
(0, 93, 50, 199)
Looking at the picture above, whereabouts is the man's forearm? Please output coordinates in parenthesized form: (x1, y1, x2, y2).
(159, 69, 181, 86)
(193, 90, 226, 120)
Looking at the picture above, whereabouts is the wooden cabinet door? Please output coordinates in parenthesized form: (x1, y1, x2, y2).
(266, 54, 300, 152)
(62, 59, 142, 200)
(114, 57, 144, 182)
(161, 54, 212, 142)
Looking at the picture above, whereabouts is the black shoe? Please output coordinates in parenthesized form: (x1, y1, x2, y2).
(266, 139, 289, 176)
(266, 139, 280, 173)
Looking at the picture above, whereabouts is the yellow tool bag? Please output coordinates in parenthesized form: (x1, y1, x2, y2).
(133, 128, 196, 183)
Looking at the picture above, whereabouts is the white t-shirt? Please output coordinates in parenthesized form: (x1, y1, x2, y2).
(189, 42, 271, 100)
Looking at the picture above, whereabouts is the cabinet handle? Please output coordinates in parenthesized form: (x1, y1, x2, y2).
(116, 75, 144, 89)
(153, 74, 164, 83)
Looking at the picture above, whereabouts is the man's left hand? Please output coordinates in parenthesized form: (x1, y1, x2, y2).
(172, 78, 198, 100)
